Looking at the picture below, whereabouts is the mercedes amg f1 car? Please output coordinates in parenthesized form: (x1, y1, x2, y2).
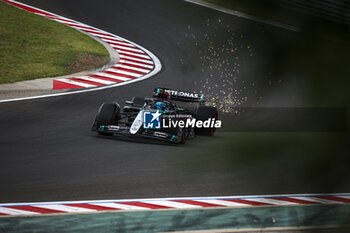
(91, 88, 219, 143)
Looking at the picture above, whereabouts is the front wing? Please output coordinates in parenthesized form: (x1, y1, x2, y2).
(92, 124, 181, 143)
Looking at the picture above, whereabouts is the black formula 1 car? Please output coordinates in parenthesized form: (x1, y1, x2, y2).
(91, 88, 219, 143)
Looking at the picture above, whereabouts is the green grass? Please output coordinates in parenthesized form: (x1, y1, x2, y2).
(0, 1, 109, 84)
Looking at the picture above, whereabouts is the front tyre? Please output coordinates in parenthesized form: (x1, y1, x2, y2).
(95, 102, 120, 136)
(194, 106, 218, 136)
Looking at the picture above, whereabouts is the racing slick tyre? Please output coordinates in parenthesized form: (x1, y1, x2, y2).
(194, 106, 218, 136)
(96, 103, 120, 136)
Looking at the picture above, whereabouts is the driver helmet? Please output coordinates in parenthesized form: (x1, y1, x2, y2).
(155, 101, 167, 111)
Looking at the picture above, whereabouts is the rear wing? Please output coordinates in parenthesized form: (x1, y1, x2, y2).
(153, 88, 205, 102)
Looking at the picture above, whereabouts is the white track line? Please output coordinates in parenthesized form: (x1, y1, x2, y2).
(183, 0, 300, 32)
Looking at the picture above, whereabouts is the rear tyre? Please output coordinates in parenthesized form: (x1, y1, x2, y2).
(194, 106, 218, 136)
(96, 103, 120, 136)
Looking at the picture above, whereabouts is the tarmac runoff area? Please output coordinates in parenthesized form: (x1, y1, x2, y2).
(0, 31, 119, 101)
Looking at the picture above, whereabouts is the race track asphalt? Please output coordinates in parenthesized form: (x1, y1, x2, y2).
(0, 0, 349, 203)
